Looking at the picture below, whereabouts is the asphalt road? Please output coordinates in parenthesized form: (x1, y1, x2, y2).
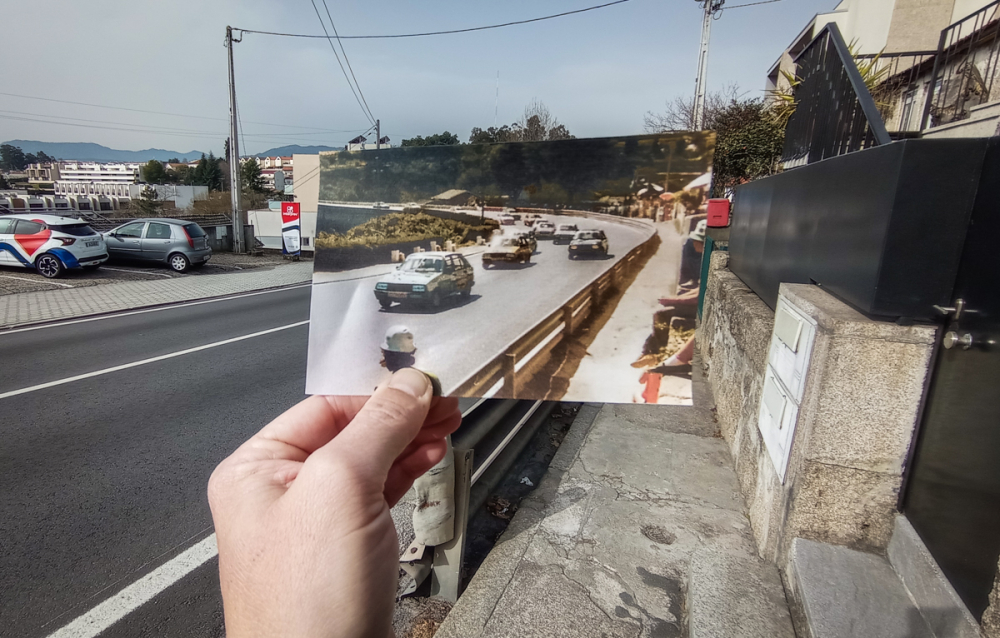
(0, 287, 312, 638)
(306, 213, 653, 397)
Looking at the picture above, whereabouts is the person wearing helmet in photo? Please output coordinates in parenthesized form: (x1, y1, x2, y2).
(378, 325, 454, 566)
(380, 325, 442, 395)
(679, 219, 707, 291)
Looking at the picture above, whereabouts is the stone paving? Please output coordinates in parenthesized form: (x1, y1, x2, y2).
(0, 261, 313, 328)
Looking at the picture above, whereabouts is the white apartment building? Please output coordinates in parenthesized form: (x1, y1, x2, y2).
(57, 161, 141, 184)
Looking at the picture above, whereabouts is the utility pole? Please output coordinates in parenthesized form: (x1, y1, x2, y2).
(693, 0, 724, 130)
(226, 26, 245, 253)
(376, 119, 381, 150)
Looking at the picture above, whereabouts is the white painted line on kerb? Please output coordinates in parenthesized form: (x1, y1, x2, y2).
(0, 275, 74, 288)
(0, 283, 311, 336)
(99, 266, 173, 278)
(46, 534, 218, 638)
(0, 320, 309, 400)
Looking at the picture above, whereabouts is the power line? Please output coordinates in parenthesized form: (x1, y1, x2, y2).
(320, 0, 375, 123)
(725, 0, 783, 8)
(309, 0, 376, 125)
(235, 0, 633, 40)
(0, 90, 365, 132)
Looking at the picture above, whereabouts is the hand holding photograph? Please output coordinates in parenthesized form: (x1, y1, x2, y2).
(306, 132, 715, 404)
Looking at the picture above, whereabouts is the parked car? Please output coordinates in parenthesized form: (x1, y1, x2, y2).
(568, 229, 609, 259)
(510, 229, 538, 253)
(553, 223, 580, 245)
(0, 214, 107, 278)
(523, 213, 542, 227)
(498, 214, 516, 226)
(483, 236, 533, 268)
(104, 218, 211, 272)
(535, 221, 556, 238)
(374, 252, 474, 309)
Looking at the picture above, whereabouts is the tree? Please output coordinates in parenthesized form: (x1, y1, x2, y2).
(142, 160, 167, 184)
(36, 151, 55, 163)
(24, 153, 39, 166)
(510, 99, 574, 141)
(709, 99, 784, 196)
(0, 144, 27, 171)
(204, 151, 223, 191)
(401, 131, 461, 147)
(166, 157, 180, 164)
(644, 84, 742, 132)
(167, 164, 192, 185)
(241, 158, 266, 193)
(469, 125, 515, 144)
(132, 185, 162, 216)
(223, 139, 231, 163)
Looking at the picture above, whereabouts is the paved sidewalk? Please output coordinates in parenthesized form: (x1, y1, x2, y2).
(437, 372, 795, 638)
(0, 261, 313, 328)
(564, 222, 688, 403)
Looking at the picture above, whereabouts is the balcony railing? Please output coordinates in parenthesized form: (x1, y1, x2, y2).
(854, 52, 937, 135)
(781, 23, 891, 167)
(922, 0, 1000, 129)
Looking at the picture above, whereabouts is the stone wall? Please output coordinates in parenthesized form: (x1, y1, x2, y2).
(697, 253, 937, 564)
(985, 565, 1000, 638)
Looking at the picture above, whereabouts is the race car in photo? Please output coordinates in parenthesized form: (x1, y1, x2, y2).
(0, 214, 108, 278)
(374, 251, 474, 309)
(535, 221, 556, 238)
(552, 223, 579, 245)
(510, 229, 538, 253)
(568, 229, 609, 259)
(482, 236, 533, 268)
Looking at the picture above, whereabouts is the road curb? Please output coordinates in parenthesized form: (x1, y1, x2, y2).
(0, 280, 311, 332)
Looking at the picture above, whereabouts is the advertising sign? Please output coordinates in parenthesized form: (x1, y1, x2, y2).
(281, 202, 301, 256)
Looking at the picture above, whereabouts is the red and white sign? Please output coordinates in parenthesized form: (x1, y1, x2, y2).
(281, 202, 301, 255)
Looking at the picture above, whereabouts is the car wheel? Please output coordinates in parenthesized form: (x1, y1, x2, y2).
(36, 253, 65, 278)
(168, 253, 190, 273)
(379, 299, 392, 310)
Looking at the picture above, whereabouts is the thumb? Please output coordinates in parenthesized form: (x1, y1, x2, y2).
(316, 368, 433, 480)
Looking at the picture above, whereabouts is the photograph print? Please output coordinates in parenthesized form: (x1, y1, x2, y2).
(306, 132, 715, 404)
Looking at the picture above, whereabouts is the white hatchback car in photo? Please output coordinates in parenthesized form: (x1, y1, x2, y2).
(0, 214, 108, 278)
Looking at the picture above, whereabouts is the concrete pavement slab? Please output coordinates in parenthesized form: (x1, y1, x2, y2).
(438, 387, 792, 638)
(0, 261, 312, 328)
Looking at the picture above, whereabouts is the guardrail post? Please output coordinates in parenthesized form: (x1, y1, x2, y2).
(562, 305, 574, 336)
(502, 353, 517, 398)
(431, 448, 474, 603)
(590, 282, 601, 313)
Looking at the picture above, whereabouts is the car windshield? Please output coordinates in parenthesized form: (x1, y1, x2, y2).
(576, 231, 602, 241)
(558, 225, 577, 231)
(401, 257, 443, 272)
(54, 223, 98, 237)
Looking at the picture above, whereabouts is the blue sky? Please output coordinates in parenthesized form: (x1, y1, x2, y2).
(0, 0, 833, 155)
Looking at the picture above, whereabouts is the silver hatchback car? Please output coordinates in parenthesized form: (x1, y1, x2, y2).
(104, 218, 212, 272)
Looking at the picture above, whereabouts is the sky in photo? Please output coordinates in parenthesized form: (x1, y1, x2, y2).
(1, 0, 834, 154)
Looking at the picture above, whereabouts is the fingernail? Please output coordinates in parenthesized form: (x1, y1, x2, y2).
(389, 368, 430, 398)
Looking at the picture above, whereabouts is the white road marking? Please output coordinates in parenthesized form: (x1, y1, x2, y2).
(0, 275, 74, 288)
(45, 534, 218, 638)
(0, 283, 311, 336)
(0, 320, 309, 399)
(98, 266, 173, 278)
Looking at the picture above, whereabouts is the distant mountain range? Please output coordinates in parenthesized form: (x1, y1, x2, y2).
(251, 144, 340, 157)
(1, 140, 342, 163)
(2, 140, 209, 163)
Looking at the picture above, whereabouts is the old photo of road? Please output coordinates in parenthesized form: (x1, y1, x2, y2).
(305, 133, 715, 402)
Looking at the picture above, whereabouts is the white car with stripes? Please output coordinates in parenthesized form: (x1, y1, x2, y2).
(0, 214, 108, 278)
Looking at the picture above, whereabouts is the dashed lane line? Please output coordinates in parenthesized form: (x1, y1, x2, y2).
(45, 534, 218, 638)
(0, 320, 310, 400)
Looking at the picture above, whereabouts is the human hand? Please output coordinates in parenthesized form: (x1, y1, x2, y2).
(208, 369, 461, 638)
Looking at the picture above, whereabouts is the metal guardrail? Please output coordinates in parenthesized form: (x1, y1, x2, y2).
(782, 23, 891, 166)
(448, 219, 658, 399)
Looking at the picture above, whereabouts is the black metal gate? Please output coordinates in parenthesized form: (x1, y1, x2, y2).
(904, 138, 1000, 619)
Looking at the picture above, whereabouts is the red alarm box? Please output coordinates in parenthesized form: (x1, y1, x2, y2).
(706, 198, 731, 227)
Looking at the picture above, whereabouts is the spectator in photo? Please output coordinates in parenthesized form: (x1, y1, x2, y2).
(679, 219, 707, 290)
